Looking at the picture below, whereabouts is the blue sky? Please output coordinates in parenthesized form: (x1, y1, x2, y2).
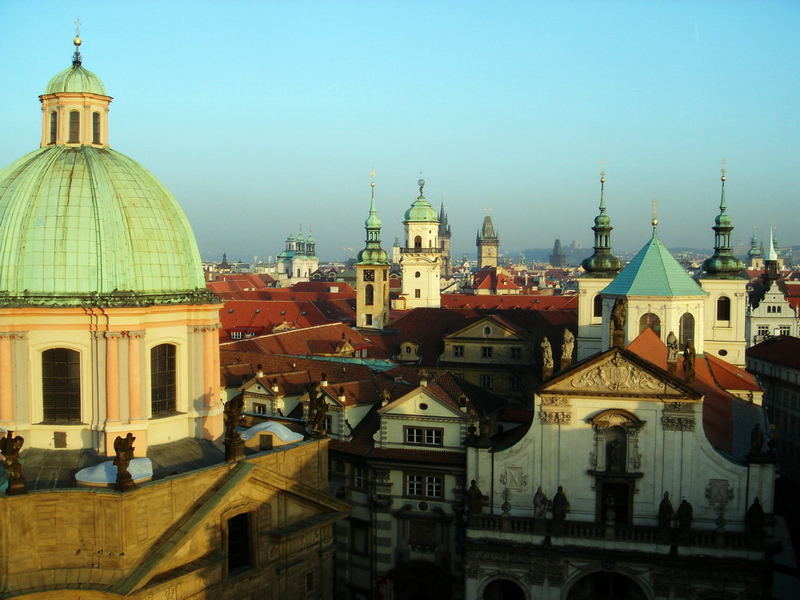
(0, 0, 797, 261)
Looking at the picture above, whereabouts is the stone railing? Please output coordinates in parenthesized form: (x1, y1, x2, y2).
(467, 514, 754, 550)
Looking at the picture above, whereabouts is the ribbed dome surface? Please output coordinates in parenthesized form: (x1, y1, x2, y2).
(45, 64, 107, 95)
(0, 145, 207, 305)
(404, 196, 438, 222)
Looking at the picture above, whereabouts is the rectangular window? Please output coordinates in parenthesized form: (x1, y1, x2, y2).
(365, 314, 373, 326)
(350, 519, 369, 554)
(353, 466, 367, 490)
(779, 326, 790, 336)
(511, 347, 522, 359)
(324, 414, 333, 432)
(405, 473, 443, 499)
(253, 402, 267, 415)
(480, 374, 493, 389)
(42, 348, 81, 422)
(227, 513, 251, 575)
(510, 375, 522, 391)
(453, 345, 464, 357)
(230, 331, 243, 340)
(305, 572, 315, 593)
(405, 426, 443, 446)
(68, 111, 80, 143)
(415, 289, 421, 298)
(481, 346, 493, 358)
(757, 325, 770, 336)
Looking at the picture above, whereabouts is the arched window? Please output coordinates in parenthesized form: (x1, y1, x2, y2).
(717, 296, 731, 321)
(42, 348, 81, 422)
(414, 235, 422, 249)
(679, 312, 695, 347)
(151, 344, 176, 416)
(593, 295, 603, 318)
(92, 112, 101, 144)
(68, 111, 80, 143)
(49, 111, 58, 144)
(365, 283, 374, 306)
(638, 313, 661, 338)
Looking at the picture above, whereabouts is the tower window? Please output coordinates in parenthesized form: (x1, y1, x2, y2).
(68, 110, 80, 143)
(92, 112, 101, 144)
(42, 348, 81, 422)
(717, 296, 731, 321)
(593, 295, 603, 318)
(151, 343, 176, 416)
(227, 512, 252, 575)
(49, 111, 58, 144)
(414, 235, 422, 249)
(679, 312, 695, 348)
(638, 313, 661, 338)
(365, 283, 374, 306)
(415, 289, 421, 298)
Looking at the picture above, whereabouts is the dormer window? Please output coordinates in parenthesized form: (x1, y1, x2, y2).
(68, 111, 80, 143)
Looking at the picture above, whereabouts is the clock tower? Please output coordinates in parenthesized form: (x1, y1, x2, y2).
(400, 179, 441, 308)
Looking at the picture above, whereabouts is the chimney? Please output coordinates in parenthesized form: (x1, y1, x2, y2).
(271, 378, 280, 393)
(420, 377, 428, 387)
(321, 372, 328, 387)
(338, 387, 346, 403)
(256, 363, 264, 378)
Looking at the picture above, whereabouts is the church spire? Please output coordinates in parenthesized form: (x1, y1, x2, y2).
(701, 166, 744, 278)
(357, 174, 388, 265)
(581, 171, 621, 276)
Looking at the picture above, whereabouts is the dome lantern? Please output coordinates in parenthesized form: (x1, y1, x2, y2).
(39, 35, 111, 148)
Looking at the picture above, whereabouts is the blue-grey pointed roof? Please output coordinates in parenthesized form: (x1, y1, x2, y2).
(602, 230, 706, 297)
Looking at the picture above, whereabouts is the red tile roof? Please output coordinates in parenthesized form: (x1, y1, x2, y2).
(441, 293, 578, 311)
(626, 328, 762, 453)
(747, 335, 800, 370)
(220, 323, 375, 357)
(218, 299, 332, 340)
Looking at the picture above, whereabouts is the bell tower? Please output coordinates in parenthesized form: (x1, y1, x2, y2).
(355, 175, 390, 329)
(400, 179, 441, 308)
(698, 167, 747, 366)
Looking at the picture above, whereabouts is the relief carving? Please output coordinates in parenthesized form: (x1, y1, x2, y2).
(570, 353, 663, 392)
(498, 466, 528, 490)
(661, 414, 696, 431)
(539, 410, 571, 425)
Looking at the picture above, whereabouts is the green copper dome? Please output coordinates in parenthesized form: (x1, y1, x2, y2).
(0, 145, 211, 306)
(404, 195, 438, 222)
(45, 64, 107, 96)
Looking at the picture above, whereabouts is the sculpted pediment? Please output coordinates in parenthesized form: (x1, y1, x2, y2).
(542, 351, 696, 400)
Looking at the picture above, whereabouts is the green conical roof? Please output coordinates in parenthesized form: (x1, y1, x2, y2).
(45, 64, 107, 95)
(0, 145, 209, 306)
(602, 228, 706, 297)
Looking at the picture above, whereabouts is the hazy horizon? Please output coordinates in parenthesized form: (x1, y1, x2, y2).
(1, 1, 797, 262)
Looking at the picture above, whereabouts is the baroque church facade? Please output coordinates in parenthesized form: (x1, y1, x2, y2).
(463, 172, 775, 600)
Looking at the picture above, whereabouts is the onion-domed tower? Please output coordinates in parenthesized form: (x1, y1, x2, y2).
(0, 37, 223, 454)
(355, 177, 390, 329)
(698, 168, 747, 366)
(576, 172, 623, 359)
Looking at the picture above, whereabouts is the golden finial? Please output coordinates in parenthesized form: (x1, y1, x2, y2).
(720, 157, 727, 182)
(73, 17, 82, 46)
(599, 159, 606, 184)
(651, 199, 659, 229)
(370, 170, 376, 189)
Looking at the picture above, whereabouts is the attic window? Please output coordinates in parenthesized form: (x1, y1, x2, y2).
(419, 403, 428, 410)
(483, 326, 491, 335)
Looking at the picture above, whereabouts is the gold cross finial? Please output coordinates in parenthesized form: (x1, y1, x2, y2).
(651, 199, 659, 229)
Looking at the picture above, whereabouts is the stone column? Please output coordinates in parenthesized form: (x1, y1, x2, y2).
(0, 333, 14, 423)
(105, 332, 122, 423)
(127, 331, 144, 421)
